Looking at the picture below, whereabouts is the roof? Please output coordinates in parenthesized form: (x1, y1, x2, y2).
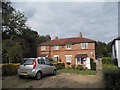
(112, 37, 120, 45)
(115, 37, 120, 40)
(40, 37, 96, 46)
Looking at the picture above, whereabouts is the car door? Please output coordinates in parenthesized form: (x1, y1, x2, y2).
(37, 58, 48, 75)
(45, 59, 54, 74)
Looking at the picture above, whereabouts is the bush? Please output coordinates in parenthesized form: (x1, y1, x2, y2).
(102, 66, 120, 89)
(53, 62, 65, 70)
(90, 58, 96, 70)
(77, 65, 83, 70)
(102, 57, 113, 64)
(2, 64, 20, 76)
(66, 62, 71, 65)
(102, 64, 118, 69)
(71, 64, 76, 69)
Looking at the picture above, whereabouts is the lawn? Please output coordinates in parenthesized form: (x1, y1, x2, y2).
(58, 69, 96, 75)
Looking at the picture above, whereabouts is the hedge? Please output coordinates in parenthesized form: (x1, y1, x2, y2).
(2, 64, 20, 76)
(76, 65, 83, 70)
(53, 62, 65, 70)
(102, 57, 113, 64)
(102, 66, 120, 89)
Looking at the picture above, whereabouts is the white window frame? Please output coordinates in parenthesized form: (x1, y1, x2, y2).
(66, 45, 72, 50)
(41, 46, 46, 51)
(65, 55, 72, 63)
(81, 43, 88, 49)
(54, 45, 59, 50)
(54, 55, 59, 61)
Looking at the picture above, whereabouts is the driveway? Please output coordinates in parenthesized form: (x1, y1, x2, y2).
(2, 73, 104, 88)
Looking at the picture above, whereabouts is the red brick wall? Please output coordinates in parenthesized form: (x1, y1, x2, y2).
(37, 43, 96, 67)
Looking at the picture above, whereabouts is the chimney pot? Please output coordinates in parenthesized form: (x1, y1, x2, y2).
(55, 36, 58, 39)
(80, 32, 83, 37)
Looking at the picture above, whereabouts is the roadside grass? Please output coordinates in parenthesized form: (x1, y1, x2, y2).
(57, 69, 96, 75)
(2, 76, 33, 88)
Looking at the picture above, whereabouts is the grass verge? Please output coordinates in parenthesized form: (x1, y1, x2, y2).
(58, 69, 96, 75)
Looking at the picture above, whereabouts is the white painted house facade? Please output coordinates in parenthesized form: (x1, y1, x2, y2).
(112, 37, 120, 67)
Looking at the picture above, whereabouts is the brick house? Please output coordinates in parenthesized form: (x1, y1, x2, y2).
(37, 33, 96, 69)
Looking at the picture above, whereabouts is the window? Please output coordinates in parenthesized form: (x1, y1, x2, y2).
(45, 59, 51, 65)
(41, 46, 46, 51)
(54, 45, 59, 50)
(38, 58, 45, 64)
(65, 55, 72, 63)
(66, 45, 72, 49)
(54, 55, 59, 62)
(81, 43, 88, 49)
(22, 59, 34, 65)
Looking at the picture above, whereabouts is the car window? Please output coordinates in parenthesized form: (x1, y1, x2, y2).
(22, 59, 34, 65)
(45, 59, 51, 65)
(38, 59, 45, 64)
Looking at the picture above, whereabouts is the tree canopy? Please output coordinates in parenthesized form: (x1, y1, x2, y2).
(2, 1, 51, 63)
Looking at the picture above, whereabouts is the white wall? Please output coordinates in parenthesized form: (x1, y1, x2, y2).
(115, 40, 120, 67)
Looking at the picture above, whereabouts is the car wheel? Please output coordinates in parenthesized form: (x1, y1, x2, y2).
(52, 69, 57, 75)
(35, 72, 42, 80)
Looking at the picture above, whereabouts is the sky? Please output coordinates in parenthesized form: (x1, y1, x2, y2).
(11, 1, 119, 43)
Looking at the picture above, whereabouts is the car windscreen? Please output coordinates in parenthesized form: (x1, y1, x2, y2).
(21, 59, 34, 65)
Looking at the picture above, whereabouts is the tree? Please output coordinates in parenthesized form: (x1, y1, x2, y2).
(2, 1, 51, 63)
(96, 41, 112, 58)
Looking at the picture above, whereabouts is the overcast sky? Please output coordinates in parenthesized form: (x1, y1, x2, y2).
(12, 2, 118, 43)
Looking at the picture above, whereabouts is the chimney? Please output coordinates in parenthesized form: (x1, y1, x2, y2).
(55, 36, 58, 39)
(79, 32, 83, 37)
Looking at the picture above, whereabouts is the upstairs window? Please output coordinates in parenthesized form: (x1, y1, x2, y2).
(41, 46, 46, 51)
(81, 43, 88, 49)
(54, 45, 59, 50)
(66, 45, 72, 49)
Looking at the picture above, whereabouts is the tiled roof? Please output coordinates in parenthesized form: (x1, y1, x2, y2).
(40, 37, 96, 46)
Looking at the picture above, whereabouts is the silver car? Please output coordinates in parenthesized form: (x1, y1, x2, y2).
(17, 57, 57, 80)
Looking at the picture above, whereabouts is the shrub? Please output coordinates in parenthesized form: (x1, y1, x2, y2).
(77, 65, 83, 70)
(102, 57, 113, 64)
(102, 64, 118, 69)
(90, 58, 96, 70)
(71, 64, 76, 69)
(2, 64, 20, 76)
(66, 62, 71, 65)
(102, 66, 120, 89)
(66, 66, 71, 69)
(53, 62, 65, 70)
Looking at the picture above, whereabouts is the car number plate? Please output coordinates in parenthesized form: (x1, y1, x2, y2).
(21, 72, 28, 75)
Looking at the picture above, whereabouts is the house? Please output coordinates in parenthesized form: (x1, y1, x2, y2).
(37, 33, 96, 69)
(112, 37, 120, 67)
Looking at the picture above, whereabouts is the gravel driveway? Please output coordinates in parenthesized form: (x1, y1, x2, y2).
(2, 73, 104, 88)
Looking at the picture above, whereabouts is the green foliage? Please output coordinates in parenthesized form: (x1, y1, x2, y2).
(71, 64, 76, 69)
(102, 57, 113, 64)
(66, 62, 71, 65)
(102, 64, 118, 69)
(102, 66, 120, 89)
(76, 65, 83, 70)
(53, 62, 65, 70)
(2, 64, 20, 76)
(2, 2, 51, 63)
(96, 41, 112, 58)
(90, 58, 96, 70)
(58, 69, 96, 75)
